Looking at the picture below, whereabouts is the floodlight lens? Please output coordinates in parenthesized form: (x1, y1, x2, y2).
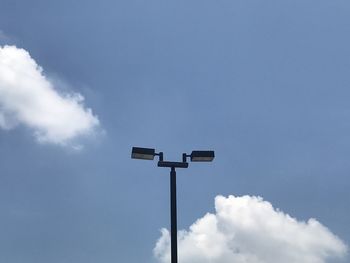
(190, 151, 215, 162)
(131, 147, 155, 160)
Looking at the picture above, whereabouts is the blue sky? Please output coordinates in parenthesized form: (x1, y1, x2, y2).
(0, 0, 349, 262)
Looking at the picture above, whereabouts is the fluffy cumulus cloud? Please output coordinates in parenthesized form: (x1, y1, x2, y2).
(0, 45, 99, 146)
(154, 195, 347, 263)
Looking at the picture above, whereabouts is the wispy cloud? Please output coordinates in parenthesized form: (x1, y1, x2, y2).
(0, 45, 100, 147)
(0, 30, 13, 45)
(0, 30, 8, 40)
(154, 195, 347, 263)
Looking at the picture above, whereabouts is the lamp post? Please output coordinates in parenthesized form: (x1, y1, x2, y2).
(131, 147, 215, 263)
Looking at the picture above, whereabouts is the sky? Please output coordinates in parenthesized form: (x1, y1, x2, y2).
(0, 0, 349, 262)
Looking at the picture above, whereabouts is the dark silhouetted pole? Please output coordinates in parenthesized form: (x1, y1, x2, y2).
(170, 167, 178, 263)
(131, 147, 214, 263)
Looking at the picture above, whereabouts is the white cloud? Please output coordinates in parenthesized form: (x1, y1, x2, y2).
(0, 45, 100, 146)
(154, 195, 347, 263)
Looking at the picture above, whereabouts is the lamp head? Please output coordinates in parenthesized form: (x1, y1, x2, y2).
(190, 151, 215, 162)
(131, 147, 155, 160)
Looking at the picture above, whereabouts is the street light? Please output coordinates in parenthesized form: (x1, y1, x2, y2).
(131, 147, 156, 160)
(131, 147, 215, 263)
(190, 151, 215, 162)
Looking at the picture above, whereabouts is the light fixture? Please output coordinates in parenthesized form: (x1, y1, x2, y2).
(131, 147, 155, 160)
(131, 147, 215, 263)
(190, 150, 215, 162)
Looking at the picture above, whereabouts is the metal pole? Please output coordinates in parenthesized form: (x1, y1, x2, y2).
(170, 167, 178, 263)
